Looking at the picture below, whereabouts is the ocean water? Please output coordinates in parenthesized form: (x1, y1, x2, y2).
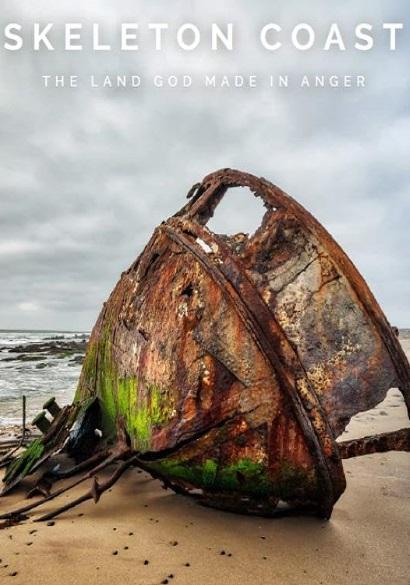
(0, 330, 89, 426)
(0, 328, 408, 428)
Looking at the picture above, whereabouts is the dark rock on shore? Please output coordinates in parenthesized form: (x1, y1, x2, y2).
(68, 354, 85, 366)
(2, 355, 45, 362)
(4, 340, 88, 354)
(35, 362, 57, 369)
(0, 338, 88, 364)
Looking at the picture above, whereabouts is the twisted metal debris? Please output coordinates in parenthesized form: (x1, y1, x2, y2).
(1, 169, 409, 522)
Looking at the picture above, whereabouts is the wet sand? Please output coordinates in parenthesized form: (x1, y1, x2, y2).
(0, 350, 409, 584)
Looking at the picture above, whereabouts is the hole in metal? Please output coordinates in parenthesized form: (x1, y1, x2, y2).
(207, 187, 267, 237)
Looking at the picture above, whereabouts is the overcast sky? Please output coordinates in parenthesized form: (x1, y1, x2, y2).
(0, 0, 409, 330)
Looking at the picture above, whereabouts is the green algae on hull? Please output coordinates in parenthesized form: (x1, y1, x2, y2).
(149, 457, 272, 496)
(3, 439, 44, 484)
(116, 378, 175, 450)
(149, 457, 317, 501)
(74, 326, 175, 450)
(74, 340, 98, 402)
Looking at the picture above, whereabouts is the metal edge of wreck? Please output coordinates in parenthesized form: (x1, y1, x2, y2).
(191, 168, 410, 414)
(172, 167, 410, 505)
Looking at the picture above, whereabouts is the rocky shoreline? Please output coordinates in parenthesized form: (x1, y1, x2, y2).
(0, 335, 88, 369)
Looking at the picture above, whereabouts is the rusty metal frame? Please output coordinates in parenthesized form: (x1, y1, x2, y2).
(182, 169, 410, 415)
(171, 168, 410, 501)
(163, 221, 344, 517)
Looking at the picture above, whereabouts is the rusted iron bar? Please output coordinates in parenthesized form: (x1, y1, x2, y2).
(0, 395, 28, 467)
(338, 428, 410, 459)
(0, 447, 129, 521)
(35, 455, 138, 522)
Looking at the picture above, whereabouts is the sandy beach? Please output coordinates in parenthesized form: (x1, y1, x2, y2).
(0, 344, 409, 585)
(1, 0, 409, 582)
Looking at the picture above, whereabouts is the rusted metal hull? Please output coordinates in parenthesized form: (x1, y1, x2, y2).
(71, 169, 410, 517)
(2, 168, 410, 519)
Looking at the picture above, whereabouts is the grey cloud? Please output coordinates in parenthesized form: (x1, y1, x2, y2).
(0, 0, 409, 329)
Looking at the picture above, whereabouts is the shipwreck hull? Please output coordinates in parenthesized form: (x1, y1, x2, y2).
(2, 169, 409, 521)
(70, 169, 410, 517)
